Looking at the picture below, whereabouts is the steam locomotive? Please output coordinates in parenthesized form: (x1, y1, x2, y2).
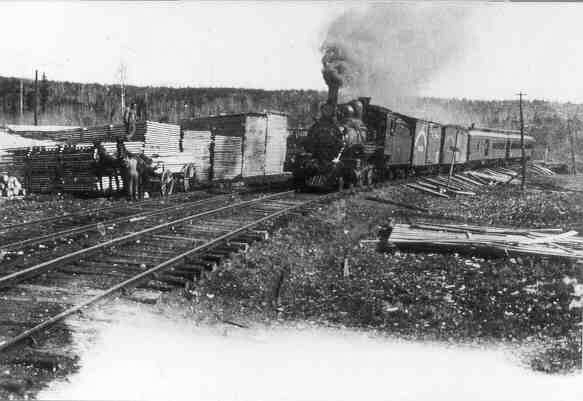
(293, 88, 535, 190)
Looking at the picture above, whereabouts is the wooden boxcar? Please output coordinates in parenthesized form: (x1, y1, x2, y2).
(411, 120, 442, 168)
(383, 113, 414, 168)
(180, 112, 289, 181)
(362, 104, 444, 174)
(439, 125, 469, 166)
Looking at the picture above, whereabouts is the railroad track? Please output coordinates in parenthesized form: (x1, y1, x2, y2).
(0, 190, 283, 280)
(0, 188, 212, 231)
(0, 190, 330, 354)
(0, 190, 228, 250)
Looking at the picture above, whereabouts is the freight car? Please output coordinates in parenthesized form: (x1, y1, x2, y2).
(294, 92, 535, 190)
(180, 112, 289, 185)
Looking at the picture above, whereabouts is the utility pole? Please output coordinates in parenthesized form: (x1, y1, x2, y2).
(569, 118, 577, 175)
(34, 70, 39, 126)
(19, 80, 24, 123)
(118, 62, 127, 114)
(517, 92, 527, 190)
(144, 90, 149, 121)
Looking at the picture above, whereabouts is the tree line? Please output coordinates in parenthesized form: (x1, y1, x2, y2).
(0, 75, 579, 162)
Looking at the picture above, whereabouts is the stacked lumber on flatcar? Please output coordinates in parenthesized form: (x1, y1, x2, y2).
(142, 121, 181, 156)
(5, 125, 80, 141)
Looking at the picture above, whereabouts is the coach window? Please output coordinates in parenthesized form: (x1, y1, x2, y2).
(484, 139, 490, 156)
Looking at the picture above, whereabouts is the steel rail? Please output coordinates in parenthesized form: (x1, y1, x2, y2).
(0, 190, 203, 232)
(0, 192, 236, 251)
(0, 191, 294, 288)
(0, 190, 316, 353)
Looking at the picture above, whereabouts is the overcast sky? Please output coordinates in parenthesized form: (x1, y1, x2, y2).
(0, 1, 582, 102)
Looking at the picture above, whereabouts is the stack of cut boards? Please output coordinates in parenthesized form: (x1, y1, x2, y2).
(25, 146, 99, 193)
(387, 222, 583, 260)
(0, 121, 184, 194)
(8, 121, 181, 153)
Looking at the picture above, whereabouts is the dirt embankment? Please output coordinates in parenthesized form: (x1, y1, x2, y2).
(188, 176, 583, 374)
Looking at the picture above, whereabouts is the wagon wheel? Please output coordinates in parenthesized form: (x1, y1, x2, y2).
(181, 163, 197, 192)
(337, 176, 344, 192)
(160, 169, 175, 197)
(365, 167, 374, 186)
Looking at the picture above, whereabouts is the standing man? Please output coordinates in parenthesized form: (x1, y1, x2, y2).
(123, 102, 137, 140)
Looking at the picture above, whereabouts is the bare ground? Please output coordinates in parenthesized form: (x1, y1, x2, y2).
(187, 174, 583, 374)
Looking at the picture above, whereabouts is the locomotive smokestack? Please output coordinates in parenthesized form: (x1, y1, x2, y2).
(321, 45, 348, 112)
(358, 97, 371, 112)
(327, 83, 339, 108)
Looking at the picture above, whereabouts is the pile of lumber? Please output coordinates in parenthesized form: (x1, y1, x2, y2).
(27, 146, 100, 193)
(7, 121, 181, 154)
(385, 222, 583, 260)
(464, 167, 517, 185)
(529, 164, 555, 176)
(94, 141, 144, 157)
(0, 121, 187, 195)
(142, 121, 181, 156)
(0, 147, 29, 181)
(404, 167, 521, 198)
(5, 125, 80, 141)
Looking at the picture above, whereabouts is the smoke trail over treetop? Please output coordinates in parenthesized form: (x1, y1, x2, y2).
(321, 3, 474, 107)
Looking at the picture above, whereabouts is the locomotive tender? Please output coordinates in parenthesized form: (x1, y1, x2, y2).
(294, 93, 535, 189)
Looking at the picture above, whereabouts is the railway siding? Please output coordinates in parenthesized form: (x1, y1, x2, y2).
(0, 190, 327, 355)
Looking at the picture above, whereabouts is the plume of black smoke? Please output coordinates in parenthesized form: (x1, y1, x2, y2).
(322, 3, 474, 110)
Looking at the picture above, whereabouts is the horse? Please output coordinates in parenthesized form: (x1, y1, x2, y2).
(116, 139, 153, 201)
(92, 141, 122, 196)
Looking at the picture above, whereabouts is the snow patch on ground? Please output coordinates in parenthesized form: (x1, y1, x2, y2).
(39, 300, 582, 401)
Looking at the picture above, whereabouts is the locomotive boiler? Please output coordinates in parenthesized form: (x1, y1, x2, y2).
(293, 80, 380, 190)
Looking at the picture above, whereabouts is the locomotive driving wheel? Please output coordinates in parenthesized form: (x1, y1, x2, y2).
(160, 169, 175, 197)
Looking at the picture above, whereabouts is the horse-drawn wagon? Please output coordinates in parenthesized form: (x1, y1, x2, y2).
(148, 156, 197, 196)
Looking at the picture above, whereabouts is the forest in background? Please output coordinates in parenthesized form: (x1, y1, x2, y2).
(0, 75, 580, 162)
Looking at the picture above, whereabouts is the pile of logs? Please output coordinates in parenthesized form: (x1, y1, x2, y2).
(384, 222, 583, 260)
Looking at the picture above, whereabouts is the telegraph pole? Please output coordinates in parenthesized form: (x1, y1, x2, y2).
(19, 80, 24, 123)
(569, 118, 577, 175)
(118, 62, 127, 114)
(517, 92, 527, 190)
(34, 70, 39, 126)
